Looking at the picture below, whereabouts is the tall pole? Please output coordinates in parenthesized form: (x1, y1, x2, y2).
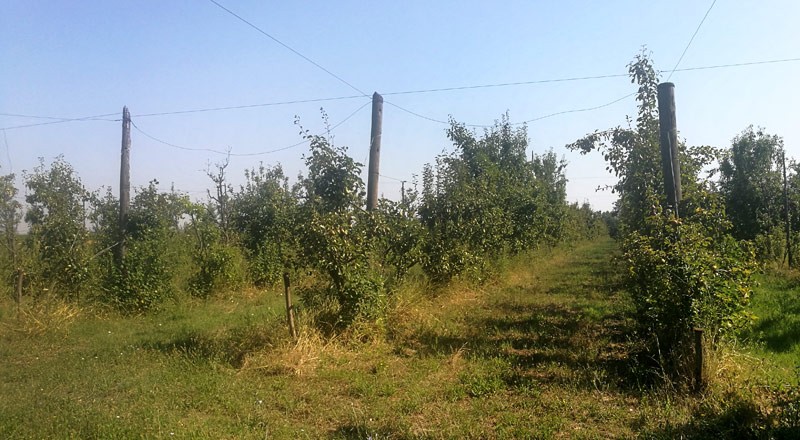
(784, 150, 793, 267)
(116, 106, 131, 267)
(366, 92, 383, 211)
(657, 82, 681, 216)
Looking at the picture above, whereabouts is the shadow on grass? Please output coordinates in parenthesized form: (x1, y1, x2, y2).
(488, 303, 635, 390)
(394, 244, 641, 393)
(642, 398, 761, 439)
(641, 395, 800, 440)
(752, 316, 800, 353)
(329, 424, 397, 440)
(741, 272, 800, 354)
(141, 325, 276, 368)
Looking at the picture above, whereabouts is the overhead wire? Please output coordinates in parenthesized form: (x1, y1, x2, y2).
(382, 73, 629, 96)
(383, 53, 800, 127)
(384, 101, 452, 126)
(131, 99, 371, 157)
(1, 0, 794, 206)
(517, 92, 636, 124)
(206, 0, 368, 97)
(667, 57, 800, 74)
(132, 94, 365, 118)
(0, 112, 121, 131)
(386, 91, 636, 128)
(667, 0, 718, 81)
(3, 55, 800, 131)
(0, 112, 100, 121)
(379, 173, 406, 182)
(131, 121, 232, 156)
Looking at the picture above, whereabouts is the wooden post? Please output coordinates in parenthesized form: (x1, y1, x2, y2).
(366, 92, 383, 211)
(657, 82, 681, 216)
(783, 150, 793, 267)
(116, 106, 131, 267)
(8, 219, 20, 309)
(283, 272, 298, 341)
(15, 269, 23, 312)
(693, 328, 705, 393)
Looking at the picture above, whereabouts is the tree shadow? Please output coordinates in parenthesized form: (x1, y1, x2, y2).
(751, 316, 800, 353)
(483, 301, 637, 390)
(639, 395, 800, 440)
(328, 424, 400, 440)
(141, 325, 276, 368)
(387, 241, 657, 397)
(395, 282, 640, 393)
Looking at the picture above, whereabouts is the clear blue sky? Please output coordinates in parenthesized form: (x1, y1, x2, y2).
(2, 1, 799, 211)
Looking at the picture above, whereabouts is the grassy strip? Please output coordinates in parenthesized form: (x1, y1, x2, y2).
(1, 238, 798, 438)
(740, 268, 800, 385)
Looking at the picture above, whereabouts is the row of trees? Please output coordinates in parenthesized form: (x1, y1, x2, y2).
(718, 127, 800, 263)
(5, 50, 789, 386)
(0, 116, 605, 325)
(569, 50, 800, 381)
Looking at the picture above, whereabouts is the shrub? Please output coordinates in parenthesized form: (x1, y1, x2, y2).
(186, 204, 246, 297)
(568, 50, 757, 381)
(299, 209, 386, 323)
(296, 128, 385, 323)
(0, 172, 22, 300)
(92, 182, 188, 311)
(418, 118, 570, 282)
(623, 194, 755, 376)
(229, 163, 296, 286)
(374, 199, 424, 283)
(24, 157, 91, 298)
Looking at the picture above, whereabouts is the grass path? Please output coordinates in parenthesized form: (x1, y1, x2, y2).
(740, 269, 800, 385)
(0, 238, 725, 438)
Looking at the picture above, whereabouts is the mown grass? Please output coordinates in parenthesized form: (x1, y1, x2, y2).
(740, 268, 800, 385)
(1, 237, 799, 438)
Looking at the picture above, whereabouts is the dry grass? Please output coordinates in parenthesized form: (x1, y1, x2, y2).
(242, 327, 342, 376)
(0, 297, 81, 336)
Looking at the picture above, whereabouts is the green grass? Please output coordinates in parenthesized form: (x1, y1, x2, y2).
(2, 238, 799, 438)
(739, 269, 800, 385)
